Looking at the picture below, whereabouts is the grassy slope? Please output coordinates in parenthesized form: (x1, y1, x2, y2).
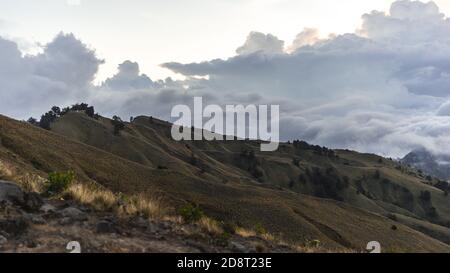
(0, 112, 448, 252)
(52, 113, 450, 225)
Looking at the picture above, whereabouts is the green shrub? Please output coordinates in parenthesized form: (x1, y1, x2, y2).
(45, 171, 75, 195)
(254, 223, 267, 235)
(179, 204, 205, 223)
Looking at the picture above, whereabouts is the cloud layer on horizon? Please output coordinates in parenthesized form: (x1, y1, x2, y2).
(1, 0, 450, 158)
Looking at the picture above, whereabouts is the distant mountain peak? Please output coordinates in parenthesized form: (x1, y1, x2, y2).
(401, 148, 450, 181)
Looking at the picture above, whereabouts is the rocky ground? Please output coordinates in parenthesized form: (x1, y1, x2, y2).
(0, 180, 296, 253)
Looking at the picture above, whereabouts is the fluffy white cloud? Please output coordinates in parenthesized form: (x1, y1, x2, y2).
(287, 28, 324, 52)
(102, 61, 154, 91)
(31, 33, 103, 87)
(359, 0, 448, 44)
(357, 0, 450, 98)
(0, 33, 103, 118)
(236, 31, 284, 55)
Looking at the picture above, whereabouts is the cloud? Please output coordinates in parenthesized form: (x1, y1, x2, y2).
(436, 100, 450, 116)
(359, 0, 447, 45)
(236, 31, 284, 55)
(161, 0, 450, 157)
(0, 33, 103, 118)
(0, 36, 22, 73)
(102, 60, 154, 90)
(287, 28, 323, 52)
(164, 33, 403, 104)
(357, 0, 450, 97)
(31, 33, 103, 87)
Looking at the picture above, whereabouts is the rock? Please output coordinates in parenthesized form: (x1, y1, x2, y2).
(0, 235, 7, 245)
(0, 218, 28, 236)
(40, 204, 57, 213)
(230, 241, 248, 253)
(147, 222, 160, 234)
(0, 231, 9, 238)
(60, 207, 87, 221)
(23, 192, 44, 211)
(132, 217, 149, 229)
(158, 221, 172, 230)
(100, 216, 117, 223)
(96, 220, 116, 234)
(0, 181, 24, 205)
(59, 217, 73, 225)
(31, 215, 46, 225)
(25, 239, 37, 248)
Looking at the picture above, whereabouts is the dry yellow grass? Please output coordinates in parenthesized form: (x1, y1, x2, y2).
(119, 194, 167, 220)
(236, 226, 292, 248)
(64, 183, 355, 253)
(67, 183, 117, 211)
(235, 224, 277, 241)
(0, 159, 46, 193)
(19, 174, 46, 193)
(235, 227, 257, 238)
(198, 217, 223, 236)
(0, 160, 13, 179)
(67, 183, 168, 219)
(260, 232, 276, 241)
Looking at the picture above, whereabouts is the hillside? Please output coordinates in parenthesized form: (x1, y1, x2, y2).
(0, 111, 449, 252)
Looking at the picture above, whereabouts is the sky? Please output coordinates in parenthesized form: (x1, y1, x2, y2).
(1, 0, 450, 82)
(2, 0, 450, 158)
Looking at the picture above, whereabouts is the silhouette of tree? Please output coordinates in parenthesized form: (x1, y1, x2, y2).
(27, 117, 39, 126)
(51, 106, 61, 116)
(111, 115, 125, 135)
(85, 106, 95, 118)
(39, 111, 58, 130)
